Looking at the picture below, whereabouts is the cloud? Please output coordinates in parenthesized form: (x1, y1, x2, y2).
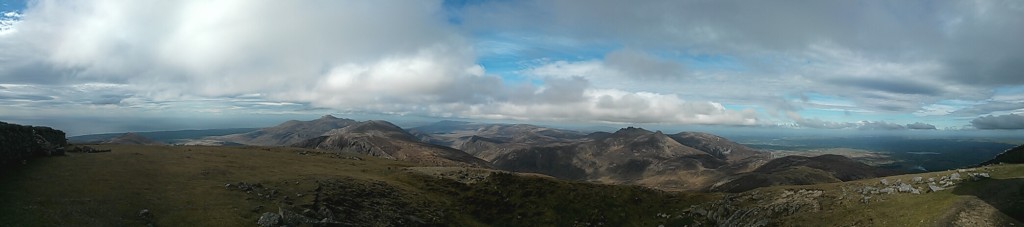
(971, 114, 1024, 130)
(3, 0, 1023, 133)
(950, 101, 1024, 116)
(789, 114, 856, 129)
(455, 88, 759, 125)
(906, 122, 937, 130)
(856, 121, 906, 130)
(457, 0, 1020, 119)
(603, 48, 686, 80)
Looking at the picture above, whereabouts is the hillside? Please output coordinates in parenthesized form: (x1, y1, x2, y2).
(710, 154, 899, 192)
(1, 144, 1020, 226)
(980, 144, 1024, 166)
(0, 145, 710, 226)
(209, 115, 357, 146)
(489, 127, 768, 191)
(669, 132, 766, 162)
(101, 133, 166, 145)
(67, 128, 258, 144)
(292, 120, 491, 168)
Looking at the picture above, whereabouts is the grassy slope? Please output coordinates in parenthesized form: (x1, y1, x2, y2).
(0, 145, 713, 226)
(776, 165, 1024, 226)
(1, 145, 1021, 226)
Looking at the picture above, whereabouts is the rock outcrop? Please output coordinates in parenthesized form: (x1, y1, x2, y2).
(0, 121, 67, 167)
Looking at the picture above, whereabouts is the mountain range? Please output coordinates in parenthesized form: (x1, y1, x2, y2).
(185, 116, 898, 191)
(56, 116, 909, 192)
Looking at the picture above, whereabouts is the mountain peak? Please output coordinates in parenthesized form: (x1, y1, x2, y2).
(612, 127, 653, 137)
(320, 114, 338, 120)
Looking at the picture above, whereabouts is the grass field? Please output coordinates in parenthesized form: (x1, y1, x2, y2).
(0, 144, 1021, 226)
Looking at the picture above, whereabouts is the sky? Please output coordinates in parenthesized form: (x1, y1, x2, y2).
(1, 0, 1024, 136)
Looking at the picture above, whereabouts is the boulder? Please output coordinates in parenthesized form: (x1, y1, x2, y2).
(949, 173, 961, 181)
(257, 212, 281, 227)
(879, 187, 895, 194)
(879, 179, 890, 186)
(928, 184, 944, 192)
(897, 183, 913, 193)
(279, 207, 318, 226)
(912, 176, 922, 183)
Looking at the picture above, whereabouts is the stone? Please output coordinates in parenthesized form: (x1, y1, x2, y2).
(978, 173, 990, 178)
(928, 177, 935, 182)
(257, 212, 281, 227)
(950, 173, 961, 181)
(912, 177, 923, 183)
(138, 209, 151, 218)
(880, 179, 890, 186)
(897, 183, 913, 193)
(861, 196, 871, 203)
(879, 187, 895, 194)
(318, 207, 336, 221)
(928, 184, 944, 192)
(279, 207, 318, 226)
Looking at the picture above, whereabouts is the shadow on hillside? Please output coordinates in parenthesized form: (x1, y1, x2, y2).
(951, 178, 1024, 223)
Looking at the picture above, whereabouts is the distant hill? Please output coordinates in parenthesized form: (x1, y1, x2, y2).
(101, 133, 165, 145)
(980, 144, 1024, 166)
(669, 132, 764, 162)
(488, 127, 769, 190)
(209, 115, 357, 146)
(68, 128, 258, 144)
(710, 154, 898, 192)
(293, 120, 491, 168)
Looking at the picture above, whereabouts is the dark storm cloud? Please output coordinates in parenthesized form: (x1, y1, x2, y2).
(906, 122, 937, 130)
(971, 114, 1024, 130)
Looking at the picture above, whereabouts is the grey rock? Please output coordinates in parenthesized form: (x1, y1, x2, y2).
(928, 177, 935, 182)
(138, 209, 151, 218)
(279, 207, 317, 226)
(928, 184, 944, 192)
(950, 173, 961, 181)
(897, 183, 913, 193)
(912, 177, 923, 183)
(257, 212, 281, 227)
(879, 187, 895, 194)
(880, 179, 890, 186)
(978, 173, 990, 178)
